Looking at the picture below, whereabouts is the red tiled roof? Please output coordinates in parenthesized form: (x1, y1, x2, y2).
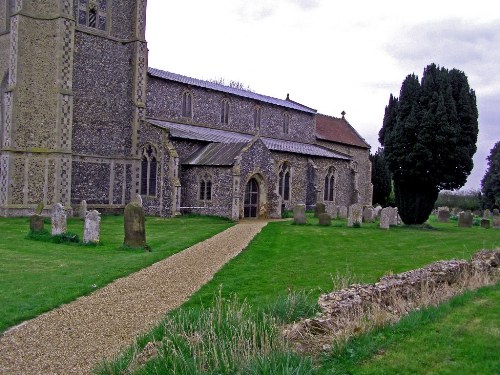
(316, 114, 370, 149)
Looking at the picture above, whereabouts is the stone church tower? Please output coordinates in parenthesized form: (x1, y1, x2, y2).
(0, 0, 147, 216)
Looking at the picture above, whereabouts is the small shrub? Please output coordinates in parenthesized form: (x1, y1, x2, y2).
(352, 222, 361, 228)
(52, 232, 80, 243)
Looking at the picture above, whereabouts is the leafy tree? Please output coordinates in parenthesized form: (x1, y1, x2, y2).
(379, 64, 478, 224)
(370, 148, 392, 206)
(481, 141, 500, 209)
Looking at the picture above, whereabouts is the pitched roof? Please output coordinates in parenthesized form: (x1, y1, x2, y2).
(316, 114, 370, 149)
(148, 67, 317, 114)
(183, 142, 248, 166)
(146, 119, 350, 160)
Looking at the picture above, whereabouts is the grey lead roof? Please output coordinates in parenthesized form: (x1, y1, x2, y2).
(183, 143, 248, 166)
(148, 67, 317, 114)
(147, 119, 351, 160)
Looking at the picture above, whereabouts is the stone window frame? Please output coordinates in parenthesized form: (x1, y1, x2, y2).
(77, 0, 110, 33)
(140, 143, 158, 197)
(278, 161, 291, 202)
(198, 173, 213, 201)
(182, 90, 193, 118)
(220, 98, 230, 125)
(253, 105, 261, 129)
(324, 166, 336, 202)
(282, 112, 290, 134)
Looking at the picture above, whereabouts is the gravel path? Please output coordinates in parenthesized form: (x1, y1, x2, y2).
(0, 220, 268, 374)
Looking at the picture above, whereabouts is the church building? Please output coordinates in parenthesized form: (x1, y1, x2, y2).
(0, 0, 372, 219)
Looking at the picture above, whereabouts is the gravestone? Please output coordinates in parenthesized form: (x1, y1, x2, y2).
(35, 201, 44, 215)
(79, 200, 88, 219)
(83, 210, 101, 244)
(30, 215, 45, 233)
(329, 205, 338, 219)
(483, 209, 491, 218)
(363, 206, 374, 223)
(314, 202, 326, 217)
(293, 204, 307, 224)
(132, 193, 143, 206)
(480, 219, 490, 229)
(391, 207, 400, 226)
(493, 209, 499, 216)
(318, 213, 331, 226)
(451, 207, 458, 216)
(458, 210, 473, 228)
(51, 203, 67, 236)
(373, 205, 383, 219)
(437, 207, 450, 223)
(124, 200, 147, 248)
(348, 204, 362, 227)
(338, 205, 348, 219)
(380, 207, 392, 229)
(493, 216, 500, 229)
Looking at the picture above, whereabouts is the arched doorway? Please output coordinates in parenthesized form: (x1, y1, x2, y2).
(244, 178, 259, 218)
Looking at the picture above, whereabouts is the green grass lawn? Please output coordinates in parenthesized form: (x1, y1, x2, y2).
(0, 215, 233, 333)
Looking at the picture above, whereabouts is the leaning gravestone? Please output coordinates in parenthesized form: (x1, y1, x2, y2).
(293, 204, 307, 225)
(51, 203, 67, 235)
(458, 210, 473, 228)
(437, 207, 450, 223)
(83, 210, 101, 244)
(338, 205, 348, 219)
(374, 205, 383, 219)
(348, 204, 362, 227)
(314, 202, 326, 217)
(318, 213, 331, 226)
(380, 207, 392, 229)
(79, 199, 88, 219)
(480, 219, 490, 229)
(363, 206, 374, 223)
(30, 202, 45, 233)
(493, 216, 500, 229)
(124, 199, 147, 248)
(483, 209, 491, 218)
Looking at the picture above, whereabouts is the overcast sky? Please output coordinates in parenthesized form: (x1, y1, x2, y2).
(145, 1, 499, 191)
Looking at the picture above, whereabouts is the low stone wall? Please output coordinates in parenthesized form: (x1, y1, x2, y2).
(285, 250, 499, 345)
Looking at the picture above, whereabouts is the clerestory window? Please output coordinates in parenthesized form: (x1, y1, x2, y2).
(182, 91, 193, 118)
(283, 112, 290, 134)
(220, 99, 230, 124)
(253, 105, 261, 128)
(78, 0, 108, 31)
(140, 144, 158, 196)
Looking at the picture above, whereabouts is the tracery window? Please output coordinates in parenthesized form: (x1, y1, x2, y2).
(182, 91, 193, 118)
(278, 162, 291, 201)
(199, 175, 212, 201)
(253, 105, 261, 128)
(283, 112, 290, 134)
(324, 166, 336, 202)
(140, 144, 157, 196)
(221, 99, 230, 124)
(78, 0, 108, 31)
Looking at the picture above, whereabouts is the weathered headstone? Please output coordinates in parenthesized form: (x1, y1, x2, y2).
(30, 215, 45, 233)
(480, 219, 490, 229)
(362, 206, 374, 223)
(451, 207, 458, 216)
(493, 216, 500, 229)
(132, 193, 143, 207)
(329, 205, 338, 219)
(483, 209, 491, 218)
(83, 210, 101, 244)
(124, 200, 147, 248)
(493, 209, 500, 216)
(348, 204, 362, 227)
(380, 207, 392, 229)
(373, 205, 383, 219)
(458, 210, 473, 228)
(318, 213, 331, 226)
(338, 205, 348, 219)
(51, 203, 67, 236)
(437, 207, 450, 223)
(35, 201, 44, 215)
(314, 202, 326, 217)
(392, 208, 400, 226)
(293, 204, 307, 225)
(79, 199, 88, 219)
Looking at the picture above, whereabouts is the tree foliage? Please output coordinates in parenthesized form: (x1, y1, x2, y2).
(481, 141, 500, 208)
(379, 64, 478, 224)
(370, 148, 392, 206)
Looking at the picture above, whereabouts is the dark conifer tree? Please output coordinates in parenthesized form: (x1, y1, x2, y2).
(370, 148, 392, 206)
(379, 64, 478, 224)
(481, 141, 500, 209)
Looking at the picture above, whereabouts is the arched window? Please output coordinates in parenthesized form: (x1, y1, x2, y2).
(199, 174, 212, 201)
(278, 162, 291, 201)
(283, 112, 290, 134)
(78, 0, 108, 31)
(324, 166, 336, 201)
(140, 144, 157, 196)
(182, 91, 193, 118)
(220, 99, 230, 124)
(253, 105, 261, 128)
